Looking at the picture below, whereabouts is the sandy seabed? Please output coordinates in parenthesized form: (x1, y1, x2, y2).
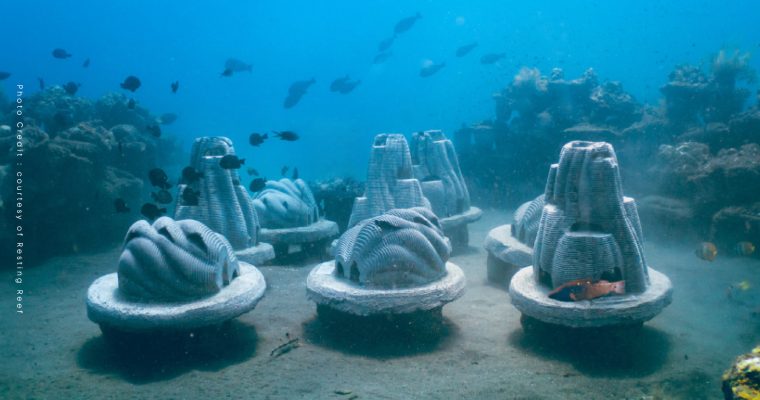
(1, 209, 758, 399)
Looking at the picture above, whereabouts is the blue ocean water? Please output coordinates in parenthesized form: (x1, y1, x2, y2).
(4, 0, 759, 179)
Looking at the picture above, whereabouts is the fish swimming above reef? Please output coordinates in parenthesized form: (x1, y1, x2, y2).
(394, 12, 421, 35)
(273, 131, 299, 141)
(284, 78, 316, 108)
(225, 58, 253, 73)
(735, 241, 756, 256)
(182, 166, 204, 184)
(181, 187, 200, 206)
(420, 61, 445, 77)
(113, 198, 130, 213)
(373, 51, 393, 64)
(151, 189, 173, 204)
(82, 58, 90, 68)
(249, 178, 267, 192)
(281, 165, 289, 176)
(247, 167, 259, 176)
(0, 72, 10, 81)
(456, 42, 478, 57)
(219, 154, 245, 169)
(140, 203, 167, 220)
(158, 112, 178, 125)
(220, 68, 234, 77)
(145, 123, 161, 138)
(52, 48, 71, 59)
(696, 242, 718, 261)
(330, 75, 361, 94)
(249, 132, 268, 146)
(171, 80, 179, 93)
(63, 81, 80, 95)
(378, 35, 395, 52)
(548, 278, 626, 302)
(480, 52, 506, 64)
(148, 168, 172, 189)
(120, 75, 141, 92)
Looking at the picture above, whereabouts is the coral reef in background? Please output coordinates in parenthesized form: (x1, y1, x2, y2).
(334, 207, 450, 288)
(253, 178, 319, 229)
(456, 49, 758, 245)
(0, 87, 182, 265)
(117, 217, 239, 302)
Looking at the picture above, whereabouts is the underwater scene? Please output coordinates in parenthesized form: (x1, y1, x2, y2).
(2, 1, 760, 399)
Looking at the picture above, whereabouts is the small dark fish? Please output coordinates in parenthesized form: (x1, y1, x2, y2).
(140, 203, 167, 220)
(394, 12, 422, 35)
(330, 75, 361, 94)
(292, 167, 299, 180)
(82, 58, 90, 68)
(120, 75, 141, 92)
(145, 123, 161, 138)
(221, 68, 234, 77)
(127, 98, 136, 109)
(37, 77, 45, 90)
(273, 131, 299, 141)
(419, 62, 445, 77)
(63, 81, 80, 95)
(171, 81, 179, 93)
(378, 36, 395, 52)
(0, 72, 10, 81)
(246, 167, 259, 176)
(52, 48, 72, 59)
(480, 52, 506, 64)
(249, 178, 267, 192)
(181, 187, 200, 206)
(158, 112, 178, 125)
(148, 168, 171, 189)
(225, 58, 253, 73)
(373, 51, 393, 64)
(219, 154, 245, 169)
(182, 166, 204, 184)
(113, 198, 130, 213)
(269, 338, 300, 358)
(249, 132, 268, 146)
(151, 189, 173, 204)
(455, 42, 478, 57)
(281, 165, 289, 176)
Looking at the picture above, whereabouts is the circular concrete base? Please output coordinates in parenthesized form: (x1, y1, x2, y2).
(483, 225, 533, 285)
(306, 261, 466, 316)
(86, 263, 266, 332)
(235, 243, 275, 266)
(440, 207, 483, 247)
(509, 266, 672, 328)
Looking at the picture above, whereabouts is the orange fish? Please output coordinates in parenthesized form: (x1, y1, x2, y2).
(548, 278, 626, 302)
(696, 242, 718, 261)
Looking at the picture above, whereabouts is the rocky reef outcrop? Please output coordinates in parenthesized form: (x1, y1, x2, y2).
(0, 87, 181, 264)
(334, 207, 450, 288)
(117, 217, 239, 301)
(722, 345, 760, 400)
(253, 178, 319, 229)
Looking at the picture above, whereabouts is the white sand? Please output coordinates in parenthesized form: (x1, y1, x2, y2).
(1, 209, 758, 399)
